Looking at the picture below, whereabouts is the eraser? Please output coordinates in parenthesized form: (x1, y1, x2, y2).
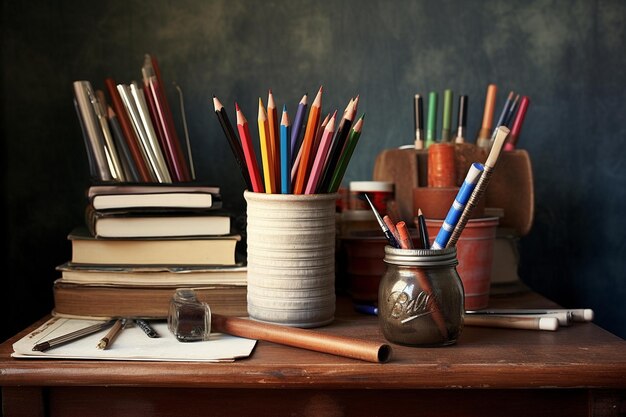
(539, 317, 559, 331)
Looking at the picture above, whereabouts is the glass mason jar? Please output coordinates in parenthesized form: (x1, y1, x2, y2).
(378, 246, 464, 346)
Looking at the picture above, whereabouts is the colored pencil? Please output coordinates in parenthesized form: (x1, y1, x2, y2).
(236, 103, 265, 193)
(488, 90, 514, 148)
(258, 98, 275, 193)
(477, 83, 497, 148)
(267, 90, 280, 192)
(280, 105, 291, 194)
(294, 86, 322, 194)
(290, 93, 308, 163)
(504, 96, 530, 151)
(305, 111, 337, 194)
(431, 163, 484, 249)
(319, 98, 356, 192)
(425, 91, 438, 148)
(441, 89, 453, 142)
(213, 95, 252, 190)
(396, 221, 414, 249)
(328, 114, 364, 193)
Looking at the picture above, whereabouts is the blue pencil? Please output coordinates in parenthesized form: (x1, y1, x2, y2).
(290, 93, 307, 163)
(280, 105, 291, 194)
(431, 163, 484, 249)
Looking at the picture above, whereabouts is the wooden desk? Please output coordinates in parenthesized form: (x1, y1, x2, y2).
(2, 291, 625, 417)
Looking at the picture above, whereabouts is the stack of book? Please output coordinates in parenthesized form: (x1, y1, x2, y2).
(60, 54, 249, 319)
(54, 183, 248, 319)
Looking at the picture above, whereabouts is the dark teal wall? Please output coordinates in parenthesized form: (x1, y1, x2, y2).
(2, 1, 625, 340)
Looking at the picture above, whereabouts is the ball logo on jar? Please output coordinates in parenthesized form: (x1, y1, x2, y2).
(386, 289, 439, 324)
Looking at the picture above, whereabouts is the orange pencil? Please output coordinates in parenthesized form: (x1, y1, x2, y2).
(396, 221, 414, 249)
(258, 98, 275, 193)
(477, 84, 497, 146)
(267, 90, 280, 192)
(294, 86, 323, 194)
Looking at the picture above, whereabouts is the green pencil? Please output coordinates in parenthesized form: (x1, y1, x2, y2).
(328, 114, 365, 193)
(441, 89, 453, 141)
(425, 91, 438, 148)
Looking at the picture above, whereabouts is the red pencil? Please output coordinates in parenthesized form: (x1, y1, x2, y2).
(236, 103, 265, 193)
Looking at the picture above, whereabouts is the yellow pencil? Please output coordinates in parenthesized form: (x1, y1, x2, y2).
(294, 86, 322, 194)
(258, 98, 275, 193)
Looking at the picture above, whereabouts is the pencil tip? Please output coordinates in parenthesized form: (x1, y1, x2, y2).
(418, 208, 423, 216)
(235, 102, 240, 111)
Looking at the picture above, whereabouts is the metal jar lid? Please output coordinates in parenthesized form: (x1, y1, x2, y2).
(384, 246, 458, 267)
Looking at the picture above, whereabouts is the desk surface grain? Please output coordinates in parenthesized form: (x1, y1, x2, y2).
(1, 290, 625, 390)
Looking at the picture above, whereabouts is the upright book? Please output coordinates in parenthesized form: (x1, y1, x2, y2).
(69, 227, 240, 265)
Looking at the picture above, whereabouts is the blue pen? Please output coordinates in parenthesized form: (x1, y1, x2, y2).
(280, 105, 291, 194)
(432, 163, 484, 249)
(354, 303, 378, 316)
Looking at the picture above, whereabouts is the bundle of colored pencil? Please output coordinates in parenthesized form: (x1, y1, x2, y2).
(214, 87, 364, 194)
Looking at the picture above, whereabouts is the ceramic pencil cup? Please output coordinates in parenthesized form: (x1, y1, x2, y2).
(244, 191, 337, 328)
(378, 246, 464, 346)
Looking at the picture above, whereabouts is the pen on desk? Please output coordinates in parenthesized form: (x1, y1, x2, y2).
(441, 89, 453, 142)
(425, 91, 438, 148)
(354, 303, 378, 316)
(476, 84, 497, 148)
(364, 193, 399, 248)
(97, 318, 127, 350)
(454, 95, 468, 144)
(464, 315, 559, 331)
(413, 94, 424, 150)
(416, 208, 430, 249)
(467, 308, 593, 323)
(504, 96, 530, 151)
(32, 320, 115, 352)
(466, 311, 571, 326)
(134, 319, 160, 338)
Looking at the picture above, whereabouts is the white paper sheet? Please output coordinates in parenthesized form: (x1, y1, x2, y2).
(12, 317, 257, 362)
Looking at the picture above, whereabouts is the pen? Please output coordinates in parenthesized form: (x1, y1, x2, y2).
(32, 320, 115, 352)
(364, 193, 399, 248)
(97, 318, 127, 350)
(454, 95, 468, 144)
(441, 89, 453, 142)
(134, 318, 160, 338)
(413, 94, 424, 150)
(354, 303, 378, 316)
(416, 208, 430, 249)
